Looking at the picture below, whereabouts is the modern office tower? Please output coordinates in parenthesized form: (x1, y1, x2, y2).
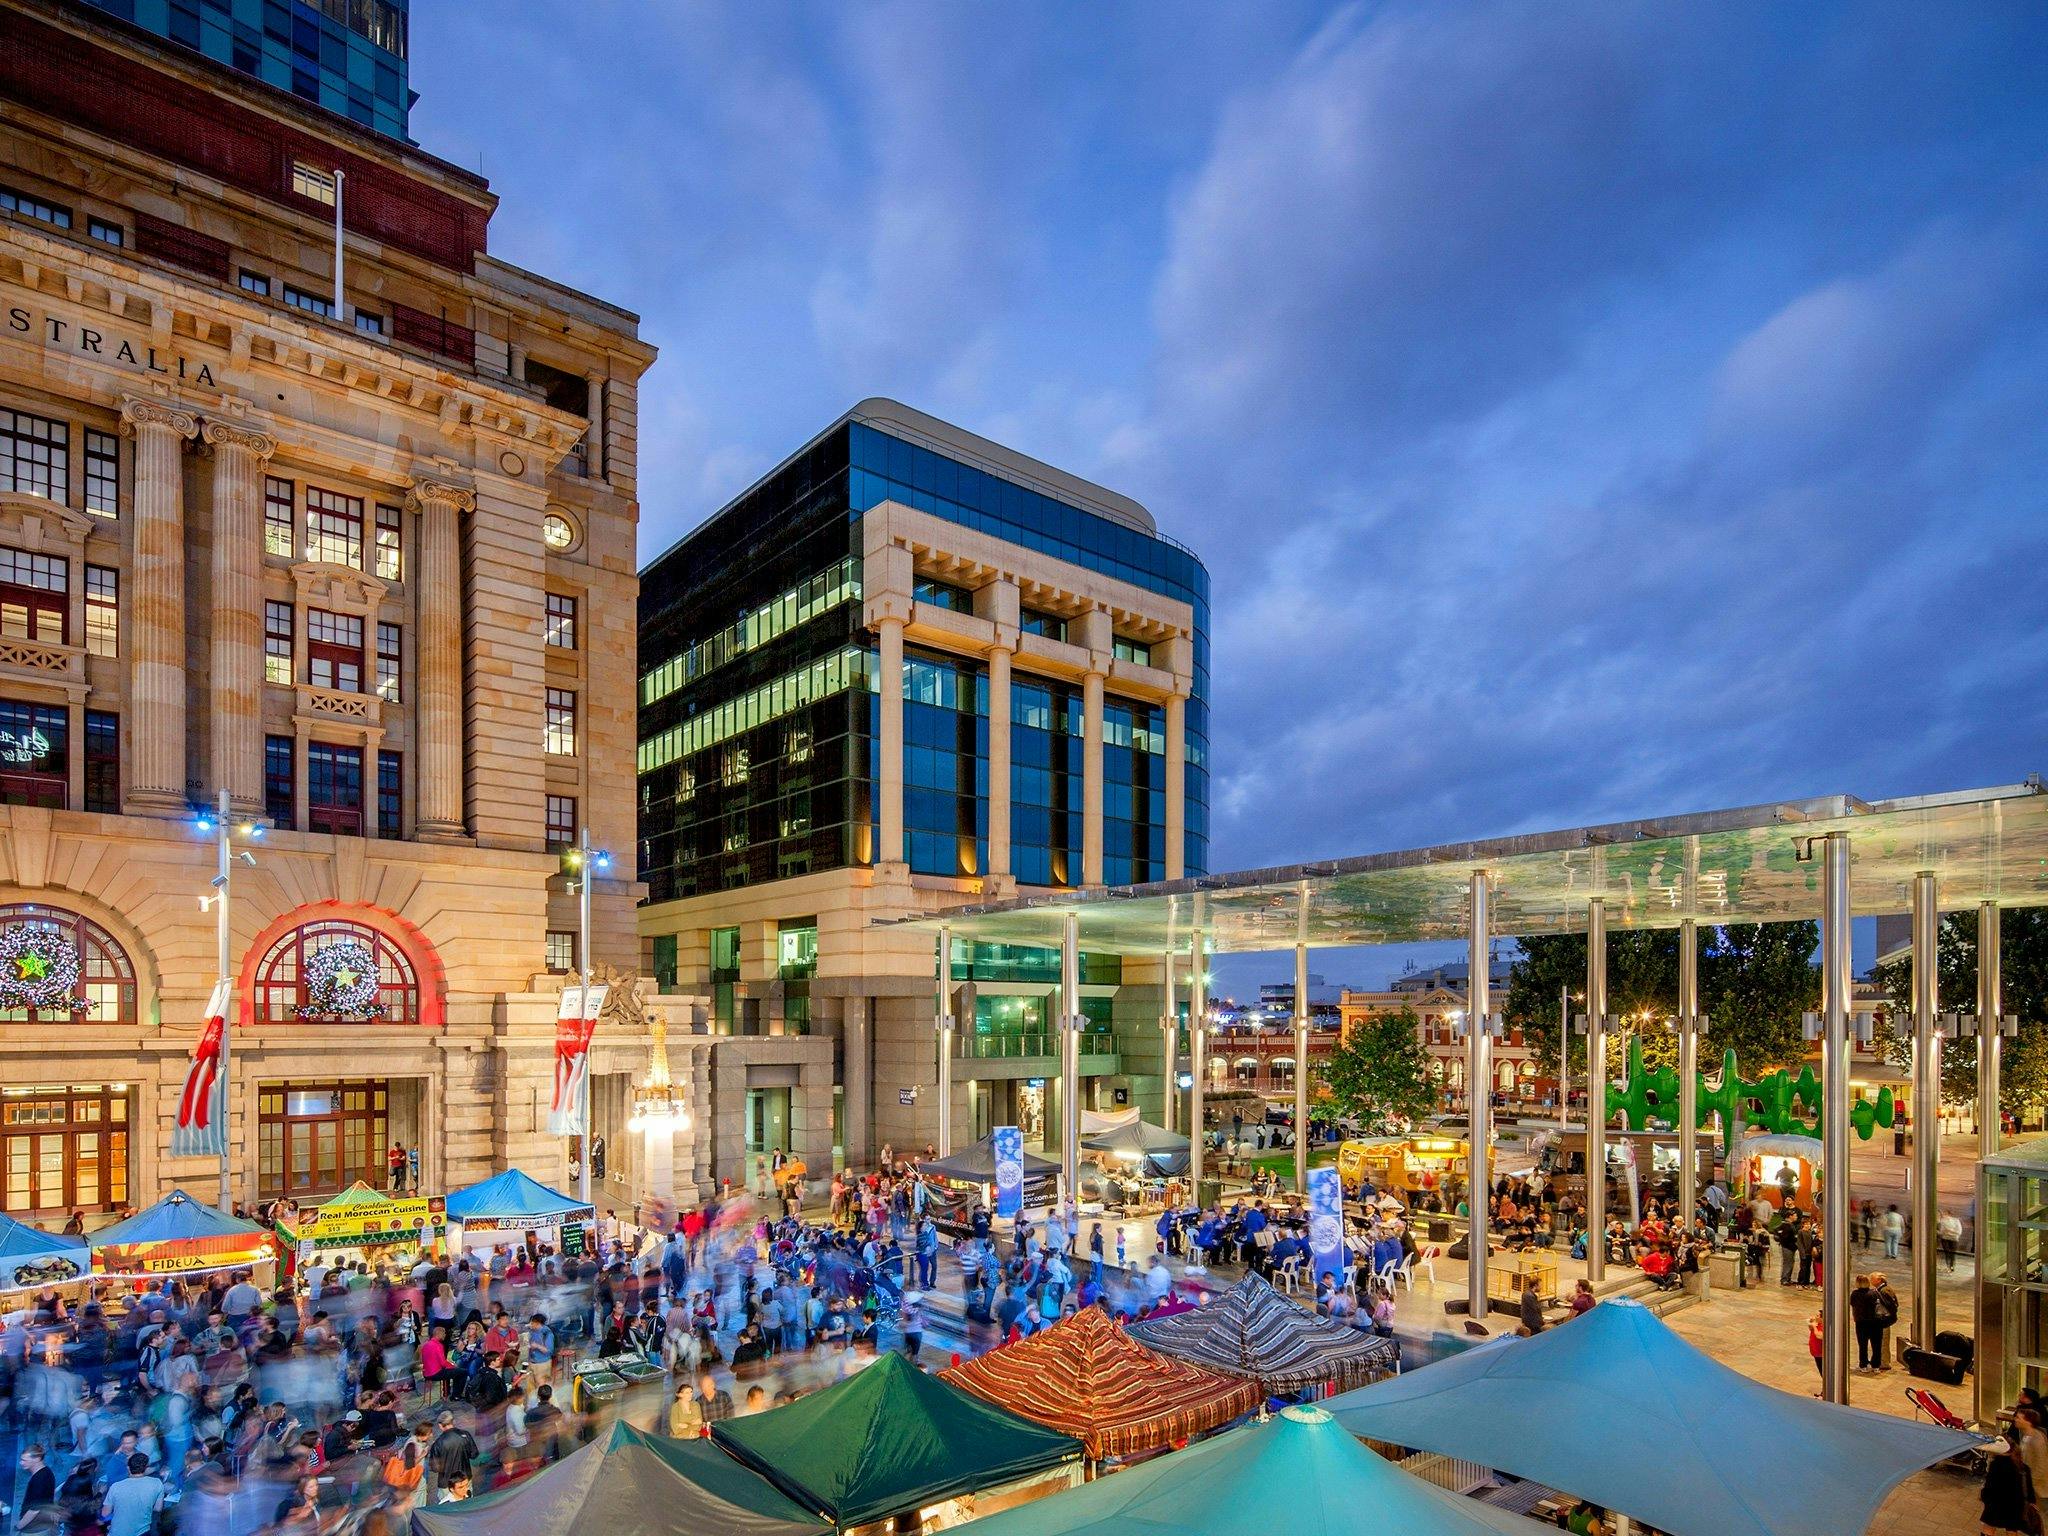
(638, 399, 1210, 1162)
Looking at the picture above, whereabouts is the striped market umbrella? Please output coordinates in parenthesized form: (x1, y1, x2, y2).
(945, 1305, 1261, 1459)
(1128, 1273, 1399, 1396)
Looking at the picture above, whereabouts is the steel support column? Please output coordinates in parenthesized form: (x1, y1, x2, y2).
(1190, 904, 1208, 1189)
(1295, 879, 1312, 1193)
(1060, 912, 1082, 1203)
(936, 926, 955, 1158)
(1820, 831, 1854, 1402)
(1980, 902, 2002, 1160)
(1976, 899, 2006, 1426)
(1910, 871, 1941, 1350)
(1677, 917, 1700, 1232)
(1161, 945, 1178, 1137)
(1585, 897, 1608, 1286)
(1468, 870, 1494, 1320)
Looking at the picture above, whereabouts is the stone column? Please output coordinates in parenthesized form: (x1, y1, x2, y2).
(584, 373, 605, 479)
(876, 614, 905, 866)
(202, 419, 276, 817)
(120, 397, 199, 814)
(986, 643, 1013, 880)
(1164, 690, 1187, 880)
(409, 477, 475, 842)
(1081, 667, 1105, 886)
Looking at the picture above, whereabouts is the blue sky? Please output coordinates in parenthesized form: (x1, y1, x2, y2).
(412, 4, 2048, 991)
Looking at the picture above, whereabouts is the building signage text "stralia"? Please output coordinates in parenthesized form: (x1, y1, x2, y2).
(6, 301, 219, 388)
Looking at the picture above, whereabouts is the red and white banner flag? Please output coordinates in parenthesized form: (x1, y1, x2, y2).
(171, 980, 233, 1157)
(546, 984, 607, 1136)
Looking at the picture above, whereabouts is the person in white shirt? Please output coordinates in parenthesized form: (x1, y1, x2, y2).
(1936, 1209, 1964, 1271)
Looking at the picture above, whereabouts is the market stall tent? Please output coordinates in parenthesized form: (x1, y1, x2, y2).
(943, 1304, 1259, 1459)
(956, 1404, 1552, 1536)
(90, 1190, 273, 1278)
(444, 1168, 592, 1242)
(281, 1182, 447, 1255)
(412, 1419, 826, 1536)
(1127, 1273, 1399, 1394)
(1326, 1298, 1981, 1536)
(711, 1351, 1083, 1529)
(0, 1214, 87, 1291)
(1081, 1119, 1191, 1177)
(921, 1133, 1061, 1188)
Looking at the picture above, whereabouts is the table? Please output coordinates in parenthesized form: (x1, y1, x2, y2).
(1484, 1249, 1558, 1305)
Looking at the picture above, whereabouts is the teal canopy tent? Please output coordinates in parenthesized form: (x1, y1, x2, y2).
(711, 1351, 1082, 1529)
(412, 1420, 826, 1536)
(957, 1403, 1552, 1536)
(0, 1214, 86, 1291)
(1326, 1299, 1981, 1536)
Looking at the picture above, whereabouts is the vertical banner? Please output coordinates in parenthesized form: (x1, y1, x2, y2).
(547, 984, 607, 1137)
(1308, 1164, 1346, 1284)
(993, 1125, 1024, 1218)
(171, 980, 233, 1157)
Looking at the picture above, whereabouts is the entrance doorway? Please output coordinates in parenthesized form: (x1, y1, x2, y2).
(258, 1080, 388, 1200)
(747, 1088, 791, 1159)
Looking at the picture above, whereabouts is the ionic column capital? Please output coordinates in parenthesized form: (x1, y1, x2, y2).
(200, 420, 278, 459)
(406, 476, 477, 516)
(119, 397, 199, 439)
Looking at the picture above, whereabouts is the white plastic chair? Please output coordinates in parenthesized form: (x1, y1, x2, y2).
(1276, 1256, 1303, 1294)
(1414, 1245, 1440, 1286)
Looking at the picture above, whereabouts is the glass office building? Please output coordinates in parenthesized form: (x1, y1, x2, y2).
(637, 399, 1211, 906)
(78, 0, 412, 141)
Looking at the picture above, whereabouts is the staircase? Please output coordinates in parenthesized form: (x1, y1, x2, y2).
(1599, 1271, 1698, 1319)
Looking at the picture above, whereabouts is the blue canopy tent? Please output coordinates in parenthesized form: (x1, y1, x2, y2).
(0, 1215, 87, 1291)
(1326, 1299, 1982, 1536)
(90, 1190, 275, 1278)
(957, 1403, 1552, 1536)
(445, 1170, 593, 1247)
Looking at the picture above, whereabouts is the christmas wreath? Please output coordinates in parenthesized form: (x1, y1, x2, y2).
(296, 937, 385, 1019)
(0, 924, 92, 1013)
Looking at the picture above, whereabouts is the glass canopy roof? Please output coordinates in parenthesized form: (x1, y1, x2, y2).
(882, 783, 2048, 955)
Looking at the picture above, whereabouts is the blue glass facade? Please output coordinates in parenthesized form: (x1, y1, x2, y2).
(79, 0, 412, 142)
(638, 407, 1211, 903)
(845, 421, 1212, 877)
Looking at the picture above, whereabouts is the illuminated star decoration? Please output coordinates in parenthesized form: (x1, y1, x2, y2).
(0, 924, 91, 1013)
(295, 935, 386, 1020)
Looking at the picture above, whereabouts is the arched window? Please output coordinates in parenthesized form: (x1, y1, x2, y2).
(253, 919, 420, 1024)
(0, 904, 137, 1025)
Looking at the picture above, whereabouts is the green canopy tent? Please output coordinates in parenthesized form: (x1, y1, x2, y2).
(956, 1404, 1554, 1536)
(711, 1352, 1084, 1529)
(412, 1421, 826, 1536)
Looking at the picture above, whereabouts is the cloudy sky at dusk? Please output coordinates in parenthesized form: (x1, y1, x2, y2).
(413, 4, 2048, 990)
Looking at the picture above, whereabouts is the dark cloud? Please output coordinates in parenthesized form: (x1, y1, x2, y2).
(410, 3, 2048, 987)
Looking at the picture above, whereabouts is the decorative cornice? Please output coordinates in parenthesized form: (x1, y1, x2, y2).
(200, 420, 278, 459)
(406, 476, 476, 516)
(118, 397, 199, 439)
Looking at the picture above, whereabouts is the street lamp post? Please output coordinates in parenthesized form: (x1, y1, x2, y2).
(198, 790, 262, 1215)
(571, 825, 611, 1213)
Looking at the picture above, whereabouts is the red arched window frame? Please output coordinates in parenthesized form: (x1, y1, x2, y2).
(252, 918, 420, 1024)
(0, 903, 137, 1025)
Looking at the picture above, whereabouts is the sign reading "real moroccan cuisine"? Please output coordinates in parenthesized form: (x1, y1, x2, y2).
(6, 299, 221, 388)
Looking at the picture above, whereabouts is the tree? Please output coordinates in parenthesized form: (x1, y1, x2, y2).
(1509, 921, 1818, 1093)
(1316, 1008, 1435, 1132)
(1878, 907, 2048, 1117)
(1699, 922, 1817, 1074)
